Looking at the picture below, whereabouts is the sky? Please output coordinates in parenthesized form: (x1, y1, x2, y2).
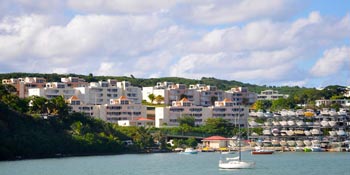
(0, 0, 349, 88)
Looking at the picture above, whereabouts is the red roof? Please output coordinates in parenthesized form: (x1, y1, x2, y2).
(202, 136, 228, 141)
(136, 117, 154, 121)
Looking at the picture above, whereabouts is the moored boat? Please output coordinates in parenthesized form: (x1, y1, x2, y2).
(251, 147, 274, 155)
(180, 148, 198, 154)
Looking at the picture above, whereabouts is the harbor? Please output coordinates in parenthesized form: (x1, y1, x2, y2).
(247, 108, 350, 152)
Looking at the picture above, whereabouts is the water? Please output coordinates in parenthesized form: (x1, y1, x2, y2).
(0, 151, 349, 175)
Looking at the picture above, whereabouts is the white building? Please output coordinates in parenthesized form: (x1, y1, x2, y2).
(155, 98, 248, 128)
(2, 77, 46, 98)
(143, 82, 230, 106)
(189, 84, 225, 107)
(75, 81, 122, 105)
(67, 95, 96, 117)
(99, 96, 147, 124)
(225, 87, 257, 105)
(257, 90, 288, 100)
(315, 99, 350, 107)
(28, 82, 80, 100)
(117, 81, 142, 104)
(345, 86, 350, 97)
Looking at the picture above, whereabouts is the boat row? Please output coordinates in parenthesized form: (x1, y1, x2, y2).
(250, 108, 349, 118)
(250, 139, 332, 148)
(257, 128, 347, 136)
(249, 120, 343, 127)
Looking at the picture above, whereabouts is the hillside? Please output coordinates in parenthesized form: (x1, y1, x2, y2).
(0, 72, 312, 94)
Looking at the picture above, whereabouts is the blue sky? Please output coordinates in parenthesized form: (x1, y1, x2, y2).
(0, 0, 349, 88)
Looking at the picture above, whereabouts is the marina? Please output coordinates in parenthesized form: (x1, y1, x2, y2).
(248, 109, 350, 152)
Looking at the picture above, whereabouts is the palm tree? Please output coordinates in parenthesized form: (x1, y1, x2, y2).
(155, 95, 164, 104)
(148, 94, 155, 103)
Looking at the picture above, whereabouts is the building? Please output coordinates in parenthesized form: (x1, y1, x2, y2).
(2, 77, 46, 98)
(28, 82, 81, 100)
(117, 81, 142, 104)
(99, 96, 147, 124)
(257, 90, 288, 100)
(225, 87, 257, 105)
(67, 95, 96, 117)
(155, 98, 248, 128)
(61, 77, 89, 88)
(75, 80, 122, 105)
(315, 99, 350, 107)
(189, 84, 225, 107)
(155, 98, 210, 127)
(143, 82, 251, 107)
(202, 136, 234, 150)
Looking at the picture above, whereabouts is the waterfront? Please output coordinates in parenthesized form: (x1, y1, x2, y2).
(0, 152, 349, 175)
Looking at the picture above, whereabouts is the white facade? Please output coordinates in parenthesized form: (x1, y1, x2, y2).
(117, 81, 142, 104)
(155, 98, 248, 128)
(75, 81, 122, 105)
(28, 82, 81, 100)
(225, 87, 257, 105)
(315, 99, 350, 107)
(189, 84, 225, 107)
(143, 82, 232, 106)
(99, 96, 146, 123)
(257, 90, 288, 100)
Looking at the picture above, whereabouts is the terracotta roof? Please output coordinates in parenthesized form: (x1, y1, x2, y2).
(223, 98, 232, 102)
(69, 95, 79, 100)
(119, 96, 128, 100)
(180, 97, 189, 102)
(202, 136, 228, 141)
(136, 117, 154, 121)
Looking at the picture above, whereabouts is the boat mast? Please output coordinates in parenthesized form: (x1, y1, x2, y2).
(238, 106, 242, 161)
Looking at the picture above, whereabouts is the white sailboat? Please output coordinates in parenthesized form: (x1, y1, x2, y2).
(219, 114, 255, 169)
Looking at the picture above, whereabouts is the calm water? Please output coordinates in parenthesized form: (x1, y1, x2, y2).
(0, 151, 349, 175)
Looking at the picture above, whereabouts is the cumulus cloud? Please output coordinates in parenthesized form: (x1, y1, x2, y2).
(310, 46, 350, 77)
(0, 1, 349, 87)
(174, 0, 301, 25)
(67, 0, 180, 14)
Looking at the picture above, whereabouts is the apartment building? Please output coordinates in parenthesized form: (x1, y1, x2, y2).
(155, 98, 248, 128)
(225, 87, 257, 105)
(315, 99, 350, 107)
(28, 82, 81, 100)
(99, 96, 147, 124)
(143, 82, 227, 106)
(2, 77, 46, 98)
(61, 77, 89, 88)
(257, 90, 289, 100)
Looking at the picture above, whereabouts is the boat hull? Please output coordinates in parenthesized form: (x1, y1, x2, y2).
(251, 151, 274, 155)
(219, 161, 255, 169)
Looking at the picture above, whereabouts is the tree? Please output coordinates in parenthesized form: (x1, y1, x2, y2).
(270, 98, 290, 111)
(29, 96, 49, 114)
(210, 96, 218, 106)
(50, 96, 69, 117)
(180, 94, 188, 100)
(252, 100, 272, 111)
(203, 118, 230, 135)
(178, 115, 195, 127)
(155, 95, 164, 104)
(186, 137, 198, 148)
(148, 94, 155, 103)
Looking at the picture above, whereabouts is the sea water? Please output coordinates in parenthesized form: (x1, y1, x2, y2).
(0, 151, 349, 175)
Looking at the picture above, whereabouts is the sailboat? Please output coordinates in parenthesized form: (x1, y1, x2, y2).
(218, 138, 255, 169)
(219, 112, 255, 169)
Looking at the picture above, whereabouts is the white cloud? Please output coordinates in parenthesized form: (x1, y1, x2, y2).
(0, 2, 350, 87)
(310, 46, 350, 77)
(67, 0, 179, 14)
(174, 0, 301, 25)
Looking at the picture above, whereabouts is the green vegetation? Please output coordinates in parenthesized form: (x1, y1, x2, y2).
(1, 73, 349, 160)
